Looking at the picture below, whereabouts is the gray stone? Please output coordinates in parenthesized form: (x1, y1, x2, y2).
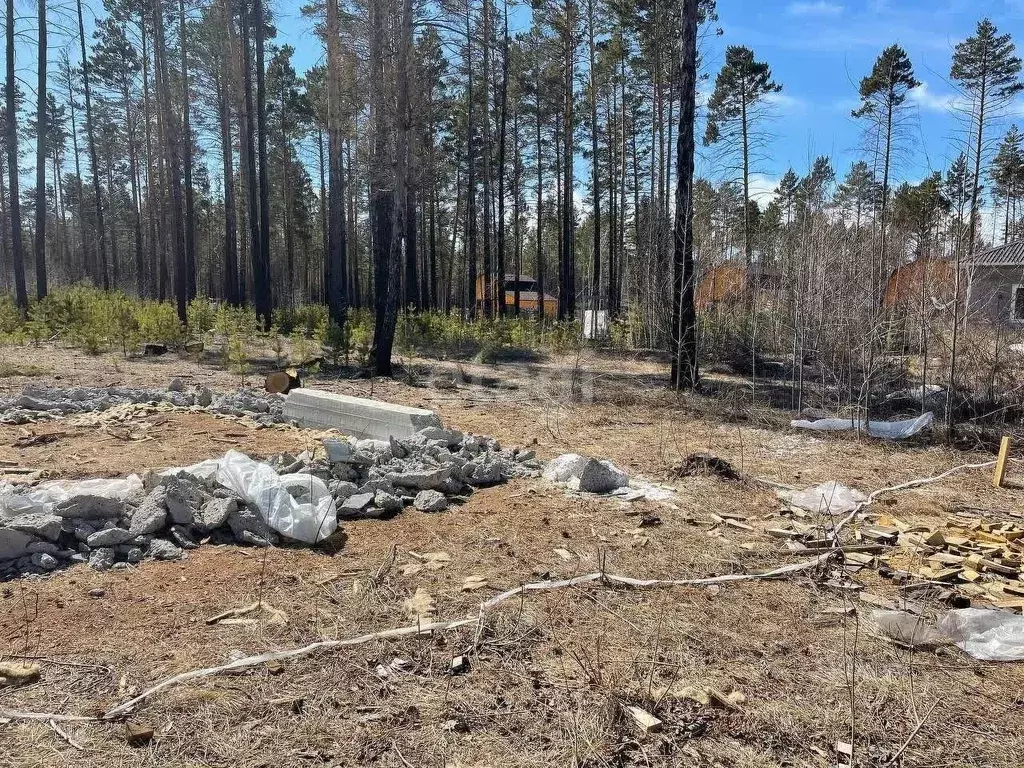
(374, 490, 404, 514)
(417, 425, 464, 446)
(389, 435, 408, 459)
(25, 540, 59, 554)
(227, 506, 278, 545)
(88, 548, 116, 571)
(125, 547, 144, 564)
(164, 478, 205, 525)
(516, 449, 536, 462)
(147, 538, 184, 560)
(169, 525, 199, 549)
(129, 487, 168, 536)
(168, 377, 184, 392)
(340, 492, 374, 513)
(6, 513, 63, 542)
(386, 466, 453, 491)
(73, 524, 97, 542)
(53, 495, 124, 520)
(30, 552, 58, 571)
(329, 481, 359, 501)
(197, 387, 213, 407)
(195, 497, 237, 532)
(413, 490, 448, 513)
(239, 530, 272, 547)
(0, 528, 35, 560)
(86, 527, 134, 548)
(568, 459, 629, 494)
(462, 459, 505, 486)
(69, 553, 88, 564)
(324, 438, 354, 463)
(55, 549, 77, 560)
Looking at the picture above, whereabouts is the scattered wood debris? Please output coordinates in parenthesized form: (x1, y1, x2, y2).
(624, 705, 663, 734)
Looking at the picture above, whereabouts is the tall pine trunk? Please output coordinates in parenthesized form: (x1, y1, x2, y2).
(253, 0, 273, 326)
(34, 0, 47, 299)
(5, 0, 27, 313)
(670, 0, 699, 389)
(78, 0, 109, 289)
(326, 0, 348, 326)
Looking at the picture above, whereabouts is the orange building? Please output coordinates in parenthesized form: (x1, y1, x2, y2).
(695, 264, 780, 311)
(881, 258, 955, 311)
(475, 274, 558, 316)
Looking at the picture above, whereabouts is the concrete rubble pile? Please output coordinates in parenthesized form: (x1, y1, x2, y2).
(0, 382, 291, 427)
(0, 425, 542, 580)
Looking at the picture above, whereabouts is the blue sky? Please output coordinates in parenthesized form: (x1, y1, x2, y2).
(7, 0, 1024, 207)
(697, 0, 1024, 198)
(271, 0, 1024, 200)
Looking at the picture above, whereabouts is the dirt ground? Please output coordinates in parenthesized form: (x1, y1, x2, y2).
(1, 342, 1023, 768)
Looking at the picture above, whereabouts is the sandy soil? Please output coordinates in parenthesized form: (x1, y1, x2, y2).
(1, 342, 1023, 768)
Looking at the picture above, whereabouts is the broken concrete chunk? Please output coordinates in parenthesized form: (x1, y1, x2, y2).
(227, 505, 278, 545)
(86, 527, 134, 548)
(53, 495, 125, 520)
(417, 425, 464, 446)
(164, 478, 206, 525)
(195, 496, 237, 532)
(374, 490, 404, 515)
(129, 487, 168, 536)
(323, 438, 354, 464)
(6, 512, 63, 542)
(0, 528, 35, 560)
(169, 525, 199, 549)
(542, 454, 590, 483)
(89, 547, 116, 571)
(340, 493, 374, 513)
(148, 538, 184, 561)
(387, 466, 453, 491)
(25, 540, 59, 554)
(329, 481, 359, 501)
(414, 489, 448, 513)
(30, 552, 58, 570)
(568, 459, 629, 494)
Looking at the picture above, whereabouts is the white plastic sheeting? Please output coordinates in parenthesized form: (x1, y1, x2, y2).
(783, 481, 867, 515)
(171, 450, 337, 544)
(790, 411, 934, 440)
(0, 475, 143, 518)
(938, 608, 1024, 661)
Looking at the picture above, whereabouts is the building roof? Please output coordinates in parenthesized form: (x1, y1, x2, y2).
(967, 241, 1024, 267)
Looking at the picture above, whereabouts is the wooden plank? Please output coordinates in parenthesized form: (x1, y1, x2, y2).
(994, 436, 1011, 488)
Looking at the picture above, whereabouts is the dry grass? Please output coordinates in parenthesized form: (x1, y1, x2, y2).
(1, 344, 1024, 767)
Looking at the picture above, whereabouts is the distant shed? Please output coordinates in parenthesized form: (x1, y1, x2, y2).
(696, 264, 779, 311)
(881, 258, 955, 311)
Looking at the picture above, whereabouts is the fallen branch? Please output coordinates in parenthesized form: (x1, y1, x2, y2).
(478, 555, 832, 609)
(2, 555, 833, 725)
(48, 719, 86, 751)
(885, 699, 939, 766)
(101, 617, 478, 720)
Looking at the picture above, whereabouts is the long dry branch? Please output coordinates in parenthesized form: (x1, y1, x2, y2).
(0, 555, 832, 725)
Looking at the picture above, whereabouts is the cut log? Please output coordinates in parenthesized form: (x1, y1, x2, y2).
(142, 343, 167, 357)
(265, 368, 302, 395)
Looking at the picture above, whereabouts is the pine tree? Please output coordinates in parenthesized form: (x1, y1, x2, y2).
(951, 18, 1024, 252)
(704, 46, 781, 268)
(5, 0, 27, 313)
(852, 45, 919, 300)
(670, 0, 698, 389)
(991, 125, 1024, 242)
(34, 0, 47, 299)
(949, 18, 1022, 436)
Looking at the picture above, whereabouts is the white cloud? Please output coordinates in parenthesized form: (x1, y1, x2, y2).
(909, 82, 967, 113)
(764, 91, 806, 113)
(785, 1, 844, 16)
(748, 173, 781, 205)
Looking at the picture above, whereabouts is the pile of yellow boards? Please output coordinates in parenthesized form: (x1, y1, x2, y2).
(863, 514, 1024, 611)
